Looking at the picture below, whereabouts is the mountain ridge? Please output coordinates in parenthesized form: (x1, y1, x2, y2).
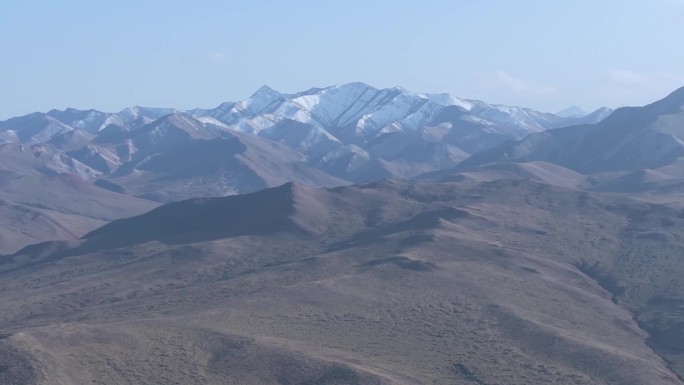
(458, 85, 684, 174)
(0, 82, 612, 206)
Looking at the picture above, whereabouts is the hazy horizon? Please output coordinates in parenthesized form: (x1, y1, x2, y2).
(2, 0, 683, 119)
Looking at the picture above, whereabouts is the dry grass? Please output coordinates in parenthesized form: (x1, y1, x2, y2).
(1, 179, 684, 384)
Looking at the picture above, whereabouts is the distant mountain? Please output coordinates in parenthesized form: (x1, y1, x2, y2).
(105, 116, 346, 202)
(556, 105, 587, 118)
(177, 83, 594, 181)
(0, 83, 592, 202)
(230, 83, 573, 153)
(0, 83, 674, 253)
(548, 106, 614, 129)
(1, 83, 606, 251)
(459, 86, 684, 174)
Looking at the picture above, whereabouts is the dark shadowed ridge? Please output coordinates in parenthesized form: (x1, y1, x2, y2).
(1, 182, 331, 269)
(80, 182, 328, 251)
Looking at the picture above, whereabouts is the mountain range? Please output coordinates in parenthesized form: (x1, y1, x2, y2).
(0, 83, 615, 253)
(3, 83, 684, 384)
(455, 86, 684, 194)
(0, 82, 612, 194)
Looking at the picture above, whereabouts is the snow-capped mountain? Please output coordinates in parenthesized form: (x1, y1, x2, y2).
(185, 82, 597, 180)
(5, 82, 684, 255)
(0, 82, 613, 202)
(211, 82, 566, 140)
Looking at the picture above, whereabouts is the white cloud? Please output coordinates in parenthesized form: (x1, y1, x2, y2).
(481, 71, 558, 94)
(609, 69, 647, 86)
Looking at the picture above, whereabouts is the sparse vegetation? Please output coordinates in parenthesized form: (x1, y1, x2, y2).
(1, 178, 684, 384)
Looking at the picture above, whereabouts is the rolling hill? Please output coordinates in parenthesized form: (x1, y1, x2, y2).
(2, 179, 684, 384)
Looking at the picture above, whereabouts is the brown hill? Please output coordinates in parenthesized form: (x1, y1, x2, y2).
(0, 171, 157, 254)
(2, 179, 684, 384)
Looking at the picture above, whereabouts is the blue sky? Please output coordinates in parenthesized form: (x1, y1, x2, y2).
(1, 0, 683, 118)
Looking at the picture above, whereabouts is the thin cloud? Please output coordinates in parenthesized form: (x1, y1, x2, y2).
(481, 71, 558, 94)
(609, 69, 647, 86)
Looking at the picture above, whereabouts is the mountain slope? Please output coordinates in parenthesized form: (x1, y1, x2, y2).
(101, 119, 346, 202)
(460, 86, 684, 174)
(0, 171, 157, 254)
(2, 179, 684, 384)
(194, 83, 585, 181)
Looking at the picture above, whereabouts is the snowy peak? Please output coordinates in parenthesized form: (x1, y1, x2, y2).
(289, 82, 383, 128)
(0, 81, 644, 191)
(423, 93, 474, 110)
(46, 108, 109, 130)
(117, 106, 178, 126)
(251, 84, 283, 99)
(237, 85, 285, 115)
(219, 82, 568, 146)
(135, 113, 217, 144)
